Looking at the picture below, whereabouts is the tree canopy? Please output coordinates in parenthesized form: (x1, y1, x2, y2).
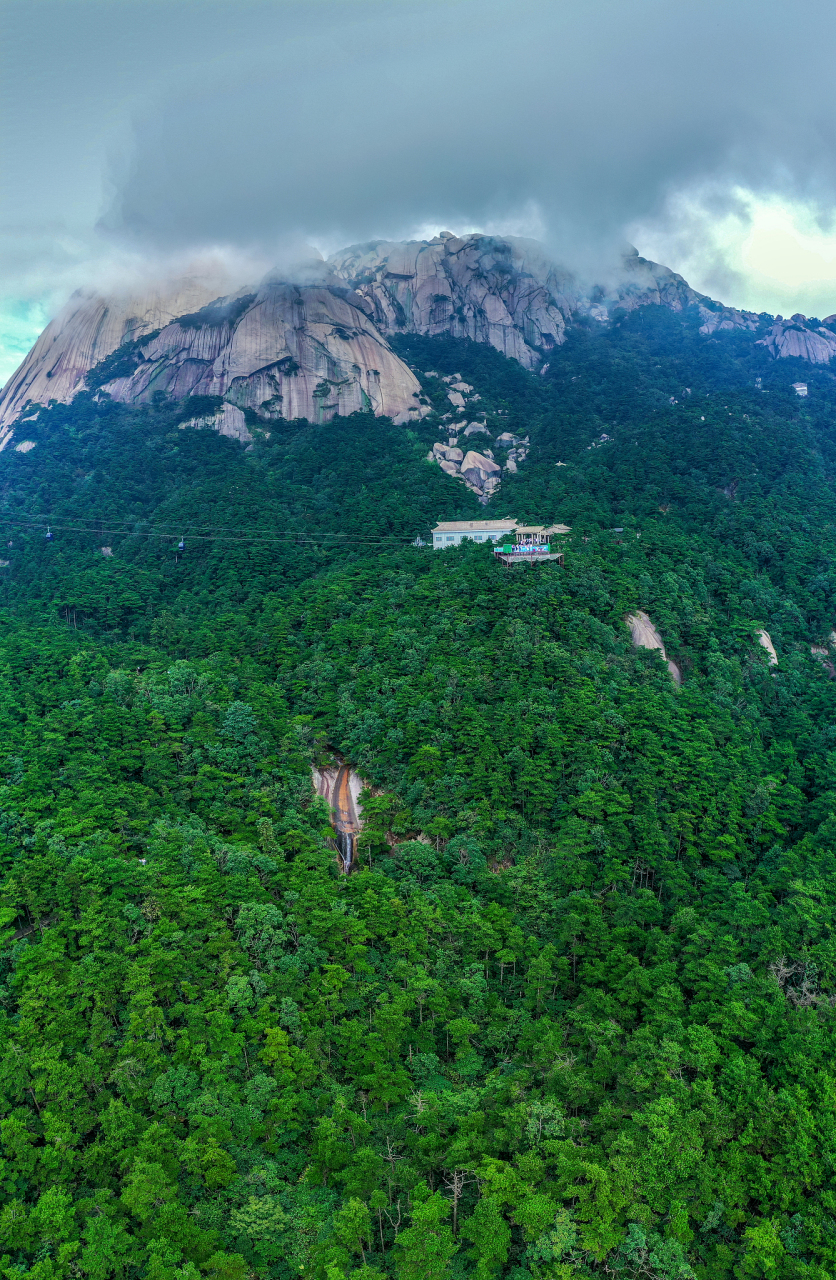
(1, 309, 836, 1277)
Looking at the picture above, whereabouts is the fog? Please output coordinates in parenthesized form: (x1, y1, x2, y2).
(4, 0, 836, 377)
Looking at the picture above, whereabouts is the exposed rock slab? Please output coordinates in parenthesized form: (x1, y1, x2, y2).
(329, 233, 577, 369)
(755, 629, 778, 666)
(0, 277, 234, 443)
(8, 232, 836, 448)
(102, 283, 423, 427)
(758, 318, 836, 363)
(329, 234, 746, 370)
(626, 610, 681, 684)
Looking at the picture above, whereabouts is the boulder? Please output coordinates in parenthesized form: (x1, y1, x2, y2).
(432, 443, 463, 462)
(438, 459, 461, 477)
(461, 450, 501, 477)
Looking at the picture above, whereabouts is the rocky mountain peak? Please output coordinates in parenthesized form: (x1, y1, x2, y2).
(2, 232, 835, 447)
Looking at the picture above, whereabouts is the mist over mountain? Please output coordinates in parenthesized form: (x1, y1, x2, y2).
(9, 4, 836, 1277)
(4, 229, 836, 448)
(7, 0, 836, 340)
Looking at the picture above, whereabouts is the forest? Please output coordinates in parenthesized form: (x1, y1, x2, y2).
(2, 304, 836, 1278)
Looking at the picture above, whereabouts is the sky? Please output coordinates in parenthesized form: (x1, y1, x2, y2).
(5, 0, 836, 381)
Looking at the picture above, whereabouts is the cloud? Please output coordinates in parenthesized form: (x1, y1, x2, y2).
(101, 0, 836, 270)
(631, 187, 836, 317)
(6, 0, 836, 365)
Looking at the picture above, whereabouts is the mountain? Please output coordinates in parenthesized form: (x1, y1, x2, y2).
(6, 243, 836, 1277)
(328, 232, 721, 368)
(0, 275, 225, 438)
(5, 232, 836, 448)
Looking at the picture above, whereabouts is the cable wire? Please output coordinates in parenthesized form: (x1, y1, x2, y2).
(0, 513, 426, 547)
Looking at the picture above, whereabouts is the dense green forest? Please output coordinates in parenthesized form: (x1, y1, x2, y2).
(4, 305, 836, 1279)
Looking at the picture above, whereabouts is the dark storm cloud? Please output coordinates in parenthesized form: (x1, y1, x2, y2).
(5, 0, 836, 286)
(102, 0, 836, 269)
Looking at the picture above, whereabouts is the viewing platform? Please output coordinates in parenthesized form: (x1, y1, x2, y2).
(493, 525, 567, 566)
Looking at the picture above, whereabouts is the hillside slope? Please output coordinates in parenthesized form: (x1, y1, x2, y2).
(2, 315, 836, 1276)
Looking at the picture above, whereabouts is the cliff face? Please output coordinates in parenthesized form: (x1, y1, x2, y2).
(0, 278, 230, 439)
(0, 279, 424, 443)
(328, 233, 748, 368)
(758, 315, 836, 363)
(94, 282, 423, 428)
(329, 233, 580, 370)
(2, 232, 834, 444)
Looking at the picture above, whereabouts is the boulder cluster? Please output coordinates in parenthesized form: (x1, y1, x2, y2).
(427, 422, 530, 502)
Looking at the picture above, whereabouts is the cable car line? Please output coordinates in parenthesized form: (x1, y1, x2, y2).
(0, 514, 425, 547)
(5, 513, 392, 538)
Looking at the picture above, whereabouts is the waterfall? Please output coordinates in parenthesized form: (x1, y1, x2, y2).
(336, 830, 355, 873)
(311, 761, 364, 874)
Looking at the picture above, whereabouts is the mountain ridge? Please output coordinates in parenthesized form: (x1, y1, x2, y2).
(2, 231, 835, 446)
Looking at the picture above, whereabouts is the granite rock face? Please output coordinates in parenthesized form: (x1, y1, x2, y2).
(182, 403, 253, 443)
(4, 233, 836, 445)
(329, 232, 578, 370)
(626, 610, 682, 685)
(98, 283, 423, 428)
(758, 316, 836, 363)
(0, 277, 233, 441)
(328, 234, 755, 369)
(0, 279, 424, 443)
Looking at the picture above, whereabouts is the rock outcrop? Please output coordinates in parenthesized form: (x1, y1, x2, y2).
(5, 233, 836, 444)
(810, 631, 836, 677)
(182, 402, 253, 443)
(0, 279, 424, 443)
(626, 611, 682, 684)
(427, 421, 525, 502)
(311, 763, 365, 872)
(698, 304, 759, 335)
(0, 277, 233, 440)
(329, 234, 752, 370)
(329, 233, 580, 370)
(758, 316, 836, 363)
(755, 629, 778, 666)
(95, 282, 423, 428)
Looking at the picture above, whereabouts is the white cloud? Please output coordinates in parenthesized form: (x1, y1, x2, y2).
(631, 186, 836, 318)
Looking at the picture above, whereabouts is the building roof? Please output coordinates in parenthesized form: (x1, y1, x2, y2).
(431, 519, 572, 534)
(432, 519, 518, 532)
(514, 524, 573, 536)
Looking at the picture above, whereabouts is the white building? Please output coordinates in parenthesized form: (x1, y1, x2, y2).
(431, 519, 571, 548)
(431, 519, 518, 547)
(792, 382, 808, 397)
